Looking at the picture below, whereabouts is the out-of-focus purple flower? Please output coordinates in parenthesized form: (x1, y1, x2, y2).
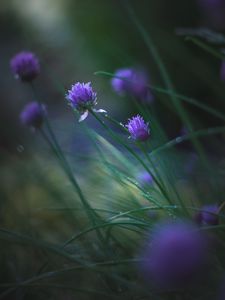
(126, 115, 150, 142)
(10, 51, 40, 82)
(137, 171, 153, 187)
(140, 221, 208, 289)
(111, 68, 153, 103)
(195, 204, 219, 226)
(66, 82, 105, 121)
(198, 0, 225, 29)
(20, 101, 46, 129)
(220, 61, 225, 82)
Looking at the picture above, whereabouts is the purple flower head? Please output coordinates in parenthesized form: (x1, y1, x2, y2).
(140, 221, 208, 289)
(10, 51, 40, 82)
(137, 171, 153, 187)
(20, 101, 46, 129)
(66, 82, 97, 110)
(111, 68, 153, 103)
(111, 68, 132, 94)
(66, 82, 105, 121)
(126, 115, 150, 142)
(195, 204, 219, 226)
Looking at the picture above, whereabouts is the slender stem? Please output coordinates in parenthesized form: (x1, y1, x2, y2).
(36, 128, 118, 292)
(94, 71, 225, 122)
(102, 113, 128, 132)
(39, 129, 89, 214)
(138, 143, 167, 191)
(138, 143, 175, 208)
(29, 84, 108, 253)
(122, 0, 210, 170)
(30, 84, 91, 211)
(140, 143, 189, 215)
(89, 109, 171, 204)
(39, 127, 107, 233)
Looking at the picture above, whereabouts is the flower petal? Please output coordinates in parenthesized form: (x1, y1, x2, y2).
(93, 108, 107, 113)
(79, 110, 89, 122)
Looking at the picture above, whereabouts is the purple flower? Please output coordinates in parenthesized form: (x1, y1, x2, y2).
(20, 102, 46, 129)
(10, 51, 40, 82)
(126, 115, 150, 142)
(111, 68, 153, 103)
(137, 171, 153, 187)
(195, 204, 219, 226)
(66, 82, 105, 121)
(140, 221, 208, 289)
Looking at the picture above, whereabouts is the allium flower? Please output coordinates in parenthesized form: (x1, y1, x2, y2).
(140, 221, 208, 289)
(126, 115, 150, 142)
(111, 68, 153, 103)
(10, 51, 40, 82)
(66, 82, 105, 121)
(195, 204, 219, 226)
(137, 171, 153, 187)
(20, 101, 46, 129)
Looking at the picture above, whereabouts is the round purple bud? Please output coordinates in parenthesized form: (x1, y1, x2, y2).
(111, 68, 133, 94)
(140, 221, 208, 289)
(111, 68, 153, 103)
(126, 115, 150, 142)
(66, 82, 97, 112)
(20, 102, 46, 129)
(195, 204, 219, 226)
(137, 171, 153, 187)
(10, 51, 40, 82)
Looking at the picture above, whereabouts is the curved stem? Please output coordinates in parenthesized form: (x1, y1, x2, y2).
(29, 84, 108, 253)
(89, 109, 171, 204)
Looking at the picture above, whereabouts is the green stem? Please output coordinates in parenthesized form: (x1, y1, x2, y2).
(185, 37, 225, 60)
(102, 112, 129, 132)
(144, 143, 188, 215)
(94, 71, 225, 122)
(89, 109, 171, 204)
(122, 0, 209, 168)
(29, 84, 108, 253)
